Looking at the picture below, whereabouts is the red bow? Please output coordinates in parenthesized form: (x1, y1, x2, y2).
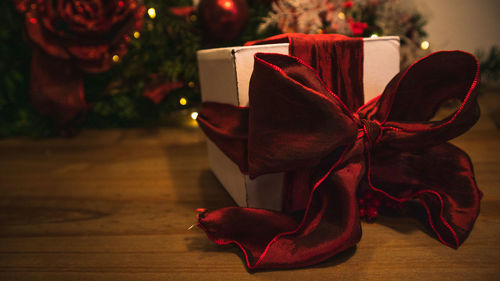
(196, 36, 482, 269)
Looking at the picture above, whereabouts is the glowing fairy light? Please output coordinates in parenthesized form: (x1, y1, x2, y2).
(179, 97, 187, 106)
(338, 12, 345, 20)
(148, 7, 156, 19)
(191, 112, 198, 120)
(220, 0, 234, 10)
(420, 40, 430, 50)
(133, 31, 141, 39)
(112, 55, 120, 62)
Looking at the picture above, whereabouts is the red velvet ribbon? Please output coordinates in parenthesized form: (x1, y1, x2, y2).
(196, 34, 482, 269)
(30, 48, 87, 126)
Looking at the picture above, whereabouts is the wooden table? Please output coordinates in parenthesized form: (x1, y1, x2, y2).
(1, 97, 500, 280)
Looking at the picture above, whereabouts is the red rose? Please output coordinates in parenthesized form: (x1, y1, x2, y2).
(348, 19, 368, 36)
(14, 0, 145, 129)
(15, 0, 145, 72)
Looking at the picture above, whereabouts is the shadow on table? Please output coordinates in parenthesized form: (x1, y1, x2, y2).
(162, 140, 234, 210)
(250, 246, 358, 274)
(185, 232, 359, 273)
(196, 169, 237, 209)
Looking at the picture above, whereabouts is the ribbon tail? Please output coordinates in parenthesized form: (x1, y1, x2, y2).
(197, 102, 249, 173)
(198, 142, 364, 269)
(367, 143, 482, 248)
(30, 48, 87, 126)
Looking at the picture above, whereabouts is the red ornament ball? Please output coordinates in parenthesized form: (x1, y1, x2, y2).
(198, 0, 249, 41)
(366, 206, 378, 220)
(359, 207, 366, 218)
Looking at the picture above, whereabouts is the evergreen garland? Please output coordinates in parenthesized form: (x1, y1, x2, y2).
(0, 0, 278, 137)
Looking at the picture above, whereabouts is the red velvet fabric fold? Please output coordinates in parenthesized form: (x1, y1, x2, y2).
(247, 34, 364, 111)
(197, 34, 481, 269)
(30, 48, 87, 125)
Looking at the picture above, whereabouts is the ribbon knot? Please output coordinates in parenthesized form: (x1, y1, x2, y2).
(355, 115, 382, 147)
(196, 34, 482, 269)
(362, 119, 382, 146)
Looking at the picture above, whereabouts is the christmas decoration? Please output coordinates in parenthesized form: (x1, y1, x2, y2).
(14, 0, 145, 128)
(259, 0, 430, 66)
(198, 0, 250, 41)
(15, 0, 145, 72)
(169, 5, 196, 19)
(357, 189, 403, 221)
(348, 19, 368, 36)
(476, 46, 500, 129)
(477, 46, 500, 85)
(0, 0, 442, 137)
(1, 0, 275, 137)
(142, 74, 185, 104)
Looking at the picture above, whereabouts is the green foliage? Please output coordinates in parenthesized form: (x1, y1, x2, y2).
(0, 2, 43, 137)
(85, 0, 203, 128)
(476, 46, 500, 85)
(0, 0, 277, 137)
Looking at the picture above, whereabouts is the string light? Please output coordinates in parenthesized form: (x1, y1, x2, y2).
(179, 97, 187, 106)
(420, 40, 430, 50)
(133, 31, 141, 39)
(148, 7, 156, 19)
(338, 12, 345, 20)
(370, 34, 378, 38)
(191, 112, 198, 120)
(112, 55, 120, 63)
(221, 0, 234, 10)
(187, 81, 195, 88)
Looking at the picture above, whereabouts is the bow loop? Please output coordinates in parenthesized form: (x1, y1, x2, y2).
(247, 53, 357, 178)
(358, 51, 480, 149)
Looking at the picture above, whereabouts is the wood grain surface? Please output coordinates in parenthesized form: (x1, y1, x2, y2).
(1, 95, 499, 280)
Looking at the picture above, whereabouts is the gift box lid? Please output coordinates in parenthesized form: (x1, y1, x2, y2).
(197, 36, 400, 106)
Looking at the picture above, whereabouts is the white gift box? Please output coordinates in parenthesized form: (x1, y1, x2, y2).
(197, 36, 400, 211)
